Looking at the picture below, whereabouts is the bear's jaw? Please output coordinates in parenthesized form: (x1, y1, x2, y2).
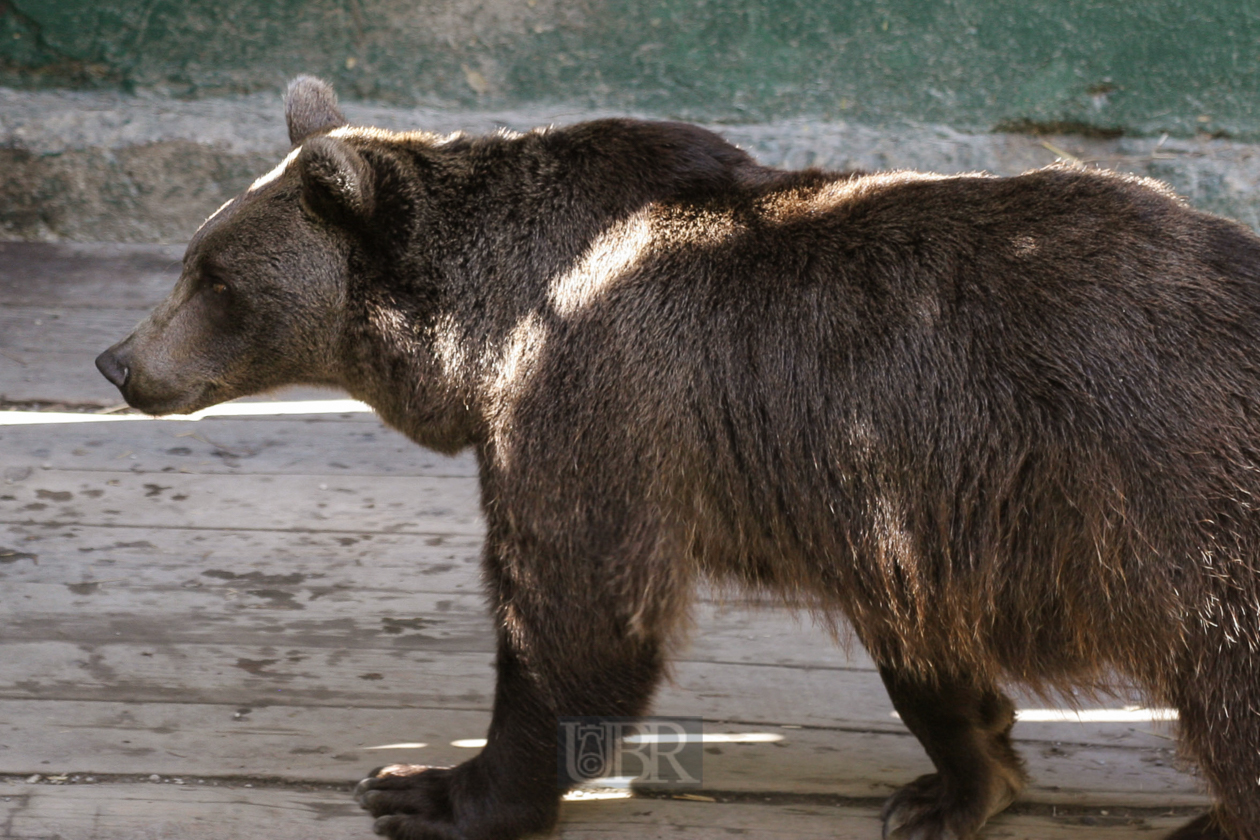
(117, 379, 217, 418)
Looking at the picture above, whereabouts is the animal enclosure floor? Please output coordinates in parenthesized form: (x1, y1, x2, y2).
(0, 242, 1210, 838)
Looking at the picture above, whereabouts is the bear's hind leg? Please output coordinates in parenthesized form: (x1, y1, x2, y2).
(1166, 642, 1260, 840)
(878, 666, 1026, 840)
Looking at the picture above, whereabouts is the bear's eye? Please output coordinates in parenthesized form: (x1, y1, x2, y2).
(203, 273, 230, 296)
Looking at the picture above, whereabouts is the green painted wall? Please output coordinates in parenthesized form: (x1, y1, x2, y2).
(2, 0, 1258, 138)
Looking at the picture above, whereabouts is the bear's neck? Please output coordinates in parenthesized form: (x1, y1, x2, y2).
(344, 120, 766, 455)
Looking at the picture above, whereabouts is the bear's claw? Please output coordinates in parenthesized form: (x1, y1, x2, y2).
(356, 765, 457, 822)
(881, 771, 1017, 840)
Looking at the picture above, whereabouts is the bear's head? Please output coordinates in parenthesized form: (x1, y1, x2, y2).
(95, 76, 374, 416)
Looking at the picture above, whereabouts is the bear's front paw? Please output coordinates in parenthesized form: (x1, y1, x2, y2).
(881, 772, 1014, 840)
(354, 761, 557, 840)
(356, 764, 460, 837)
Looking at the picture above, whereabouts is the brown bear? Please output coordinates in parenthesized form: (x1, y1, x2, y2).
(96, 76, 1260, 840)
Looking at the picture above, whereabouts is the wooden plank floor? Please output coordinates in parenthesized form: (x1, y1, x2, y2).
(0, 242, 1209, 838)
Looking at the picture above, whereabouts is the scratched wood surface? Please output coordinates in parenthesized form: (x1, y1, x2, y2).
(0, 243, 1209, 838)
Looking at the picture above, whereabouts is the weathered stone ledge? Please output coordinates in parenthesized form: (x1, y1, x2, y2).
(4, 87, 1259, 242)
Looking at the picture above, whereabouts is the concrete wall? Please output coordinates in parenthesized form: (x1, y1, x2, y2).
(4, 0, 1260, 242)
(5, 0, 1259, 138)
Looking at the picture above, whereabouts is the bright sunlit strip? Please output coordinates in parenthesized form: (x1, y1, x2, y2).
(184, 399, 373, 418)
(891, 707, 1178, 723)
(451, 732, 783, 749)
(0, 412, 137, 425)
(563, 777, 637, 801)
(364, 742, 428, 750)
(625, 732, 784, 744)
(563, 787, 634, 802)
(578, 776, 636, 790)
(1015, 707, 1178, 723)
(0, 399, 374, 426)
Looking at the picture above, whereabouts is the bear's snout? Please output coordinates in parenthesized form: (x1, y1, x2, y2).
(95, 345, 131, 389)
(93, 339, 200, 415)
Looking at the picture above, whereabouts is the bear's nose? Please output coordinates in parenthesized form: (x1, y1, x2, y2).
(95, 347, 130, 389)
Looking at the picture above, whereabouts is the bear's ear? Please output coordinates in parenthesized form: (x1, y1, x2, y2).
(285, 75, 346, 145)
(296, 135, 375, 222)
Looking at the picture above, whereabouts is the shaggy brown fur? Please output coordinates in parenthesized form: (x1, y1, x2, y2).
(97, 76, 1260, 840)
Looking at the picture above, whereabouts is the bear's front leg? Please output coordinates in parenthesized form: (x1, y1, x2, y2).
(354, 642, 563, 839)
(356, 534, 671, 840)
